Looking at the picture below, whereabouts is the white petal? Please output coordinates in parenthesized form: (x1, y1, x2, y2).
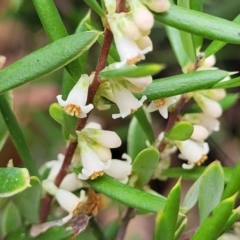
(147, 101, 159, 112)
(55, 189, 81, 213)
(125, 76, 152, 88)
(159, 106, 169, 119)
(56, 95, 67, 107)
(191, 125, 209, 142)
(60, 173, 84, 192)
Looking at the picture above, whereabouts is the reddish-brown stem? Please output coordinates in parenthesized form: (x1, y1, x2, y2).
(40, 29, 113, 223)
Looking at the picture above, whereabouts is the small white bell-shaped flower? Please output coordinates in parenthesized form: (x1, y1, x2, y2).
(175, 139, 209, 169)
(144, 0, 171, 13)
(191, 124, 209, 142)
(147, 95, 180, 119)
(104, 154, 132, 183)
(193, 93, 222, 118)
(57, 74, 94, 118)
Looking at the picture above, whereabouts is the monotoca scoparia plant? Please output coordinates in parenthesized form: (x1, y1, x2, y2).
(0, 0, 240, 239)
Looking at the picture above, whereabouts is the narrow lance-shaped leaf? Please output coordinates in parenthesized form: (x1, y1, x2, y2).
(213, 76, 240, 89)
(161, 167, 233, 182)
(204, 14, 240, 57)
(127, 117, 148, 160)
(86, 175, 166, 213)
(155, 5, 240, 44)
(0, 94, 39, 177)
(133, 107, 155, 144)
(177, 0, 196, 63)
(198, 161, 225, 223)
(0, 168, 30, 197)
(0, 31, 101, 93)
(155, 179, 181, 240)
(132, 147, 160, 189)
(222, 160, 240, 200)
(191, 195, 235, 240)
(135, 70, 228, 101)
(33, 0, 84, 80)
(100, 64, 164, 78)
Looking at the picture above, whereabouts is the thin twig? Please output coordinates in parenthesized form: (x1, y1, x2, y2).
(116, 207, 135, 240)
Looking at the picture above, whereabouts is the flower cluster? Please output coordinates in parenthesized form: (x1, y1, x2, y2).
(106, 0, 170, 68)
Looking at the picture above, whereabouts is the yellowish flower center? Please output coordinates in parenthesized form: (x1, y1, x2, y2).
(127, 55, 141, 65)
(153, 99, 166, 107)
(65, 104, 81, 117)
(90, 171, 104, 180)
(195, 155, 208, 167)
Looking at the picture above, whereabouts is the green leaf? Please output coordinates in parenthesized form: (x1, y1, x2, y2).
(0, 110, 8, 152)
(165, 121, 193, 141)
(127, 117, 148, 160)
(191, 195, 235, 240)
(104, 219, 119, 240)
(155, 5, 240, 44)
(222, 160, 240, 200)
(0, 94, 40, 177)
(133, 107, 155, 144)
(132, 147, 160, 189)
(135, 70, 227, 101)
(100, 64, 164, 78)
(1, 201, 21, 236)
(221, 208, 240, 235)
(161, 167, 233, 182)
(198, 161, 224, 223)
(155, 179, 181, 240)
(213, 76, 240, 89)
(204, 14, 240, 57)
(12, 177, 42, 223)
(33, 0, 84, 81)
(86, 175, 166, 213)
(49, 103, 77, 138)
(84, 0, 104, 17)
(0, 168, 30, 197)
(0, 31, 101, 93)
(182, 177, 200, 212)
(5, 226, 73, 240)
(189, 0, 203, 50)
(177, 1, 196, 63)
(165, 25, 189, 68)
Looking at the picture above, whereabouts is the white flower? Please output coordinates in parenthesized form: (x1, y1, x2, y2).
(198, 89, 226, 101)
(128, 0, 154, 32)
(59, 173, 85, 192)
(57, 74, 93, 118)
(147, 95, 180, 119)
(112, 86, 147, 119)
(183, 113, 220, 132)
(125, 75, 152, 89)
(191, 125, 209, 142)
(175, 139, 209, 169)
(193, 93, 222, 118)
(108, 14, 152, 67)
(78, 142, 111, 180)
(104, 154, 132, 183)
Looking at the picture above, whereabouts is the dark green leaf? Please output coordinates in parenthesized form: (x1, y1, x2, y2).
(86, 174, 166, 213)
(135, 70, 227, 101)
(165, 121, 193, 141)
(204, 14, 240, 57)
(127, 117, 148, 160)
(155, 179, 181, 240)
(0, 168, 30, 197)
(155, 5, 240, 44)
(0, 31, 100, 93)
(84, 0, 104, 17)
(1, 201, 21, 236)
(100, 64, 164, 78)
(220, 209, 240, 235)
(213, 76, 240, 89)
(222, 160, 240, 200)
(12, 177, 42, 223)
(132, 147, 160, 189)
(191, 195, 235, 240)
(161, 167, 233, 182)
(133, 107, 155, 144)
(0, 94, 40, 177)
(49, 103, 77, 138)
(198, 161, 224, 223)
